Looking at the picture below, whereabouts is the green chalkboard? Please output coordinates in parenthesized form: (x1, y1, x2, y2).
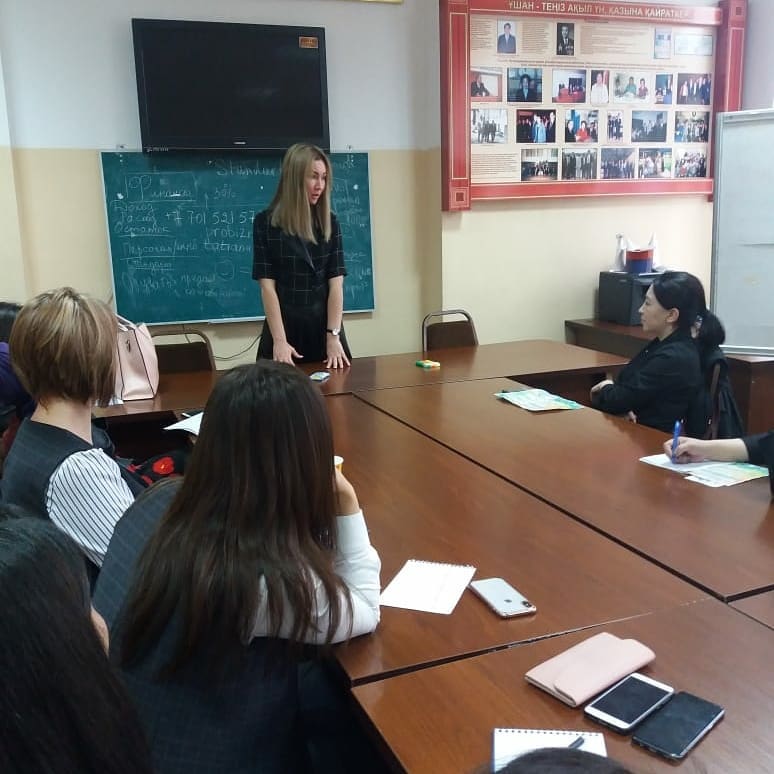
(101, 152, 374, 324)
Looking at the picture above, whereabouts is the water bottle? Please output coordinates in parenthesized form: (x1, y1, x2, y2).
(614, 233, 627, 271)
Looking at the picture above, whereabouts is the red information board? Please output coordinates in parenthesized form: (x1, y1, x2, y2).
(440, 0, 747, 209)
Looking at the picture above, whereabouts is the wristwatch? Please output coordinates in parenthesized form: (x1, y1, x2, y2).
(326, 327, 340, 336)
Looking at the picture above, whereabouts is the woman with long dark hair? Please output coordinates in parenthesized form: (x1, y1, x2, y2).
(94, 360, 381, 772)
(0, 515, 151, 774)
(590, 271, 716, 434)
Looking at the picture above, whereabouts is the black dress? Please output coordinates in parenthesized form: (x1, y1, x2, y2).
(252, 210, 351, 363)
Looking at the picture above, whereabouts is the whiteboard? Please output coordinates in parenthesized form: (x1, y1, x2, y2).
(711, 109, 774, 356)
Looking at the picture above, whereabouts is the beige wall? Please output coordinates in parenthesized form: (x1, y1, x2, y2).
(0, 0, 731, 361)
(441, 194, 713, 344)
(9, 144, 712, 361)
(0, 146, 26, 300)
(11, 147, 442, 365)
(0, 53, 26, 300)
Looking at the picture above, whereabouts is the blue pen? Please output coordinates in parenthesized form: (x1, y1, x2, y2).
(670, 420, 682, 462)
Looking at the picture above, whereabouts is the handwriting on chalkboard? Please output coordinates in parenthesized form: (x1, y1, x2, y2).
(101, 152, 374, 324)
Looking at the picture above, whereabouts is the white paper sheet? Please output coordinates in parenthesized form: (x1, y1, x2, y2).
(379, 559, 476, 615)
(164, 412, 203, 435)
(640, 453, 767, 487)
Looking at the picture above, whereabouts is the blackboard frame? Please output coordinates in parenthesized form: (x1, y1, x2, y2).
(101, 151, 375, 325)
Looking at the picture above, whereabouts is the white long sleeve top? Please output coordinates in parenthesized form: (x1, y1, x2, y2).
(251, 509, 381, 644)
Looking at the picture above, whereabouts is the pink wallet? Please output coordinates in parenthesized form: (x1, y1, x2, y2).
(524, 631, 655, 707)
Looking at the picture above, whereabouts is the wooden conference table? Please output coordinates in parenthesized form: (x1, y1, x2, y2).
(309, 339, 624, 404)
(326, 396, 702, 685)
(352, 599, 774, 774)
(731, 590, 774, 630)
(91, 341, 773, 770)
(566, 318, 774, 434)
(355, 379, 774, 601)
(96, 339, 625, 420)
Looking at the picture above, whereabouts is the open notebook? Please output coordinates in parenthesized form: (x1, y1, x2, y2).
(380, 560, 475, 615)
(493, 728, 607, 771)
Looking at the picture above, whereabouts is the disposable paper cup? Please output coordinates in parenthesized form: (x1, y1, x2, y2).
(334, 455, 344, 473)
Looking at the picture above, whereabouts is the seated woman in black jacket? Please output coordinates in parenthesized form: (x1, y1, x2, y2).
(590, 271, 714, 434)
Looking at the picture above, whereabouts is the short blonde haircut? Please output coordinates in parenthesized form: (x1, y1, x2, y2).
(10, 287, 116, 406)
(269, 143, 332, 243)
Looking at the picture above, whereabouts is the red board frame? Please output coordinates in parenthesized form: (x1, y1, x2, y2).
(440, 0, 747, 210)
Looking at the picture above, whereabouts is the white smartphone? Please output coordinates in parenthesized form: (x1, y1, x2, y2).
(584, 673, 674, 733)
(469, 578, 536, 618)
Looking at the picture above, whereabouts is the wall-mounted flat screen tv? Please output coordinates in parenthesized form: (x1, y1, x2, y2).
(132, 18, 329, 152)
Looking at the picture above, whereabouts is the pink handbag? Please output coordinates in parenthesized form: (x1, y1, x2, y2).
(115, 316, 159, 400)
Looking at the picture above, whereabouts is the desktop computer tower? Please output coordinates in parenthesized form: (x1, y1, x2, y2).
(598, 272, 658, 326)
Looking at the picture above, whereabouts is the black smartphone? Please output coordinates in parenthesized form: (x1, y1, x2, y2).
(632, 691, 724, 759)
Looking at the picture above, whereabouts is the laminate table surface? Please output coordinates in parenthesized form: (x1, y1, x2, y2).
(326, 397, 702, 685)
(355, 379, 774, 600)
(94, 340, 625, 420)
(310, 340, 625, 397)
(731, 590, 774, 630)
(95, 370, 220, 419)
(353, 599, 774, 773)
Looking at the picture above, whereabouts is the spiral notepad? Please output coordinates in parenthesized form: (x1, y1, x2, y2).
(379, 559, 476, 614)
(493, 728, 607, 771)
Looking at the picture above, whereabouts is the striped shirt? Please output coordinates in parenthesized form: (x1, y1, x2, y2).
(46, 448, 135, 566)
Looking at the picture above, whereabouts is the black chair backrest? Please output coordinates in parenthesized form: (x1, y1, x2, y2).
(152, 330, 215, 374)
(701, 348, 745, 440)
(422, 309, 478, 351)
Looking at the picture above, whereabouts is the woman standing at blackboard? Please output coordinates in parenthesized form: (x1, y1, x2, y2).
(253, 144, 351, 368)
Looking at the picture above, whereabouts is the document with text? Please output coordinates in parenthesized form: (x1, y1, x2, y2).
(495, 389, 582, 411)
(640, 454, 767, 487)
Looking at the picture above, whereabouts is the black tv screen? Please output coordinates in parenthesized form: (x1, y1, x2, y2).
(132, 19, 329, 152)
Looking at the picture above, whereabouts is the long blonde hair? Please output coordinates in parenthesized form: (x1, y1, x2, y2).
(269, 143, 332, 243)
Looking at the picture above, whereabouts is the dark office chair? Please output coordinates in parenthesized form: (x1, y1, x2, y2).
(151, 329, 216, 374)
(702, 351, 744, 440)
(421, 309, 478, 352)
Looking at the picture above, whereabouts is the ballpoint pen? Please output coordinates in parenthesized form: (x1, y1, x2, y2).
(568, 735, 585, 749)
(670, 419, 682, 462)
